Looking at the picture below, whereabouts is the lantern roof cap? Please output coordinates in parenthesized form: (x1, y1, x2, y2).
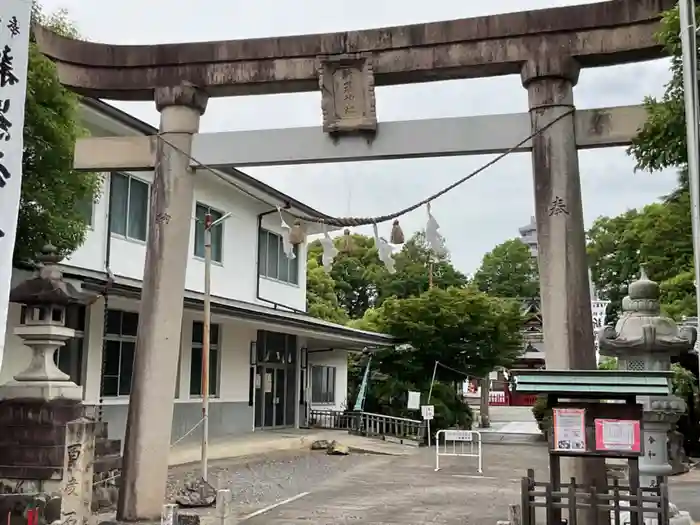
(9, 245, 97, 307)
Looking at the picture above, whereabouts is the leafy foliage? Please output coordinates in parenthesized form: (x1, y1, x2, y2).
(15, 6, 100, 264)
(379, 232, 469, 304)
(346, 286, 521, 433)
(305, 258, 348, 324)
(372, 287, 523, 383)
(307, 233, 521, 433)
(628, 5, 699, 172)
(306, 231, 468, 321)
(587, 190, 694, 322)
(472, 238, 539, 299)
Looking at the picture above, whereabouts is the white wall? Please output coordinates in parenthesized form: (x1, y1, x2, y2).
(2, 290, 258, 406)
(308, 349, 349, 412)
(61, 102, 309, 311)
(60, 169, 307, 311)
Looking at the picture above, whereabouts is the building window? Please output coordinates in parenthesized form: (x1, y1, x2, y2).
(194, 203, 224, 263)
(258, 229, 299, 285)
(102, 309, 139, 397)
(109, 172, 149, 242)
(190, 321, 221, 397)
(311, 365, 336, 404)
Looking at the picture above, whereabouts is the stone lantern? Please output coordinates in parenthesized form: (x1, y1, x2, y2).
(2, 244, 98, 400)
(598, 267, 695, 525)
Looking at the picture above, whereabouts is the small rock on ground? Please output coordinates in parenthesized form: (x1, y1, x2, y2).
(327, 441, 349, 455)
(175, 478, 217, 508)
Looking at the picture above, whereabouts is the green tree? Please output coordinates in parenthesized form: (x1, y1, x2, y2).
(15, 6, 100, 264)
(378, 231, 469, 304)
(306, 231, 468, 321)
(660, 270, 696, 320)
(472, 238, 539, 299)
(348, 287, 521, 434)
(307, 233, 383, 319)
(372, 286, 523, 385)
(305, 258, 348, 324)
(628, 5, 699, 173)
(587, 196, 693, 322)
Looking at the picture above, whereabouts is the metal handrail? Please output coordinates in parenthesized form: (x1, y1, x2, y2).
(361, 412, 423, 424)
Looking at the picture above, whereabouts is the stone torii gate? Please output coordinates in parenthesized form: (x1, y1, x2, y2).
(34, 0, 673, 520)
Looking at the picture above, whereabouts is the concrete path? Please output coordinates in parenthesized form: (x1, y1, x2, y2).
(488, 405, 538, 423)
(239, 445, 539, 524)
(233, 444, 699, 525)
(168, 429, 416, 466)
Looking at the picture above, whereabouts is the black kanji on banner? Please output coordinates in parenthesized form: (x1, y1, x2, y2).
(7, 16, 20, 37)
(0, 45, 18, 87)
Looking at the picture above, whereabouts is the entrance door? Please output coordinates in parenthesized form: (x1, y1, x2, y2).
(275, 368, 286, 426)
(254, 366, 263, 428)
(263, 367, 275, 427)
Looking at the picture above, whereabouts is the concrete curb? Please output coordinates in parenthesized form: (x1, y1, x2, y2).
(479, 432, 545, 445)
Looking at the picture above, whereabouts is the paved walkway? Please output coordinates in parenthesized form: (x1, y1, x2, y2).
(232, 444, 700, 525)
(240, 444, 544, 524)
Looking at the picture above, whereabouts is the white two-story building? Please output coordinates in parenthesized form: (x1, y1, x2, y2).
(1, 98, 393, 443)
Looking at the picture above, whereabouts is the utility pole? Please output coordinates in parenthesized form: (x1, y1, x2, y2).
(679, 0, 700, 382)
(201, 211, 231, 482)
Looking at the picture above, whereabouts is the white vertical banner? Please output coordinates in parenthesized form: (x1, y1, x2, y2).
(0, 0, 32, 371)
(591, 300, 610, 364)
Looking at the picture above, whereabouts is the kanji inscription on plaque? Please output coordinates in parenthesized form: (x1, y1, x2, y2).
(319, 54, 377, 135)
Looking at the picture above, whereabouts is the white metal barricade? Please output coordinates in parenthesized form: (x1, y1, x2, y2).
(435, 429, 482, 473)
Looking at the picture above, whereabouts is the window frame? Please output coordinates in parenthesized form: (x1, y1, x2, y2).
(101, 309, 139, 398)
(257, 228, 300, 285)
(189, 321, 222, 398)
(310, 365, 336, 405)
(109, 172, 150, 243)
(193, 203, 225, 264)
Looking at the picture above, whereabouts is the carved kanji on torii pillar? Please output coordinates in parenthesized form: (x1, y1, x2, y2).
(33, 0, 675, 520)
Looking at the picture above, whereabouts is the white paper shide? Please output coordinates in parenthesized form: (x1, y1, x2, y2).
(0, 0, 32, 370)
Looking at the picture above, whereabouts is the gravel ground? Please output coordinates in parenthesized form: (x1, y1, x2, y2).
(166, 448, 384, 520)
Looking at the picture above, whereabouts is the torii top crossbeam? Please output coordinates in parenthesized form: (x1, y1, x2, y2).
(34, 0, 672, 100)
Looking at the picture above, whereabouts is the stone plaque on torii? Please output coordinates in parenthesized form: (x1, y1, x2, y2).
(32, 0, 675, 520)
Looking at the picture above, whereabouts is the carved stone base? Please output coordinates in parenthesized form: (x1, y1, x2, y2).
(0, 380, 82, 401)
(0, 398, 85, 484)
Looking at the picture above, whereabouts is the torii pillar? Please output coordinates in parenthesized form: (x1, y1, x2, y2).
(522, 56, 596, 371)
(522, 56, 606, 520)
(117, 84, 208, 522)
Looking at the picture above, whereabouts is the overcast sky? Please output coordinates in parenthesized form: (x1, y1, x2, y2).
(40, 0, 679, 275)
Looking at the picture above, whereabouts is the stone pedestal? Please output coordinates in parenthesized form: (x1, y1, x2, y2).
(0, 398, 85, 493)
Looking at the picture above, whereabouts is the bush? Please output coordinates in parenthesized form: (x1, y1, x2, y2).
(531, 395, 551, 436)
(428, 382, 474, 435)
